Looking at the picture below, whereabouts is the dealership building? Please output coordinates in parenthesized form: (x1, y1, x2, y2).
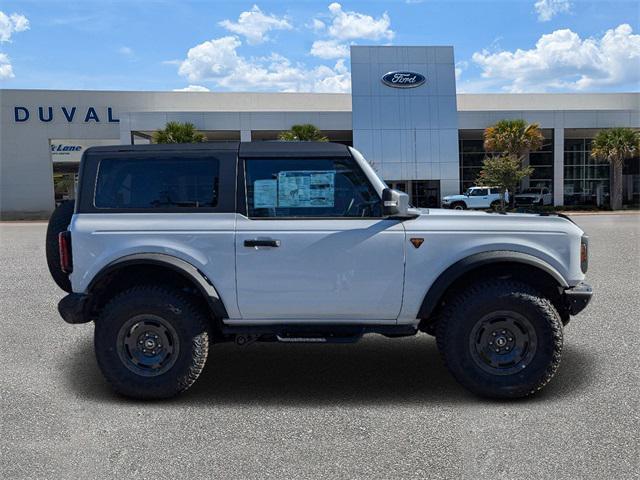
(1, 45, 638, 219)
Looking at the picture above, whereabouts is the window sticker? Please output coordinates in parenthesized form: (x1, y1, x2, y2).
(254, 179, 277, 208)
(277, 170, 335, 208)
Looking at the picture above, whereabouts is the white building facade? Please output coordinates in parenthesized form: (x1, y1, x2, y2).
(1, 46, 638, 219)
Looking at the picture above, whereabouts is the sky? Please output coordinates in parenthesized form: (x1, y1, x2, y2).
(0, 0, 638, 93)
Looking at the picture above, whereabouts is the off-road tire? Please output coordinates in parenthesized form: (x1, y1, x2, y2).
(45, 200, 75, 292)
(490, 200, 501, 210)
(95, 285, 210, 399)
(451, 202, 466, 210)
(436, 279, 563, 399)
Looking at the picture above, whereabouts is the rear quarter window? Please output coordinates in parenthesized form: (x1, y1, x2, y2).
(94, 157, 219, 209)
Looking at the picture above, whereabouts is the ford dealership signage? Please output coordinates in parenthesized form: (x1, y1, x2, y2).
(381, 71, 426, 88)
(14, 106, 119, 123)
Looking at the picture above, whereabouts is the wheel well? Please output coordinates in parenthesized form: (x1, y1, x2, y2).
(419, 261, 567, 333)
(87, 263, 224, 336)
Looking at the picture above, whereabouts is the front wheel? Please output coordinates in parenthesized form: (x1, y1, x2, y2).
(95, 286, 210, 399)
(436, 279, 563, 399)
(451, 202, 466, 210)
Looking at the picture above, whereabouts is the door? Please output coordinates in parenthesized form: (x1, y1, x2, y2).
(235, 155, 406, 321)
(468, 188, 489, 208)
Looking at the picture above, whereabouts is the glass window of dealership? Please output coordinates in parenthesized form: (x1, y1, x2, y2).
(459, 130, 638, 208)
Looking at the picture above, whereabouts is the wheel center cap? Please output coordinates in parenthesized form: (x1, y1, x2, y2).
(144, 339, 156, 349)
(495, 336, 507, 347)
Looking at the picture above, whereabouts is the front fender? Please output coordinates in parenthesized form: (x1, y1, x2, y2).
(414, 250, 568, 320)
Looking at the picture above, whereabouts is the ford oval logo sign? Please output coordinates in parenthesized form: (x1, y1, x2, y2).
(381, 71, 426, 88)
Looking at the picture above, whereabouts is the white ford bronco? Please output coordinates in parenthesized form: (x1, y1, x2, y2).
(47, 142, 592, 400)
(442, 186, 507, 210)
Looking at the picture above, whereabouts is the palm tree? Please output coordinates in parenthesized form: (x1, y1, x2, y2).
(483, 119, 544, 207)
(153, 121, 205, 144)
(590, 128, 640, 210)
(278, 124, 328, 142)
(483, 119, 544, 159)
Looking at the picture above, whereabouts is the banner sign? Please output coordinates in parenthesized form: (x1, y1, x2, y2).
(50, 139, 119, 163)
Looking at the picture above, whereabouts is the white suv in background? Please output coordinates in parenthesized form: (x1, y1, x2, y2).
(442, 187, 507, 210)
(515, 187, 553, 207)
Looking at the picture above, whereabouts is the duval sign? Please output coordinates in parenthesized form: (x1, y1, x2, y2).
(14, 106, 119, 123)
(381, 71, 426, 88)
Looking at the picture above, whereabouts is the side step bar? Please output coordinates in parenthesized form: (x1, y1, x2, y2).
(222, 324, 418, 345)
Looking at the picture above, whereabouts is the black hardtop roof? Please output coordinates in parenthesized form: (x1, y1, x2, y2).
(84, 141, 352, 158)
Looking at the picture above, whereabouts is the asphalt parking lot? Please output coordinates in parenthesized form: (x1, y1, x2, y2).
(1, 214, 638, 479)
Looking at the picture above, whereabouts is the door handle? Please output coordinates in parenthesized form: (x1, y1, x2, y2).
(244, 239, 280, 248)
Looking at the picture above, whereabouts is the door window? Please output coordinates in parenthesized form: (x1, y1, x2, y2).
(469, 188, 489, 196)
(245, 157, 381, 218)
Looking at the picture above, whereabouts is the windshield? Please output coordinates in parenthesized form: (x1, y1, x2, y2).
(522, 188, 541, 194)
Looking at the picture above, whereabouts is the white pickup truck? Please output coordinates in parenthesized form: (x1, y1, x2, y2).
(47, 142, 592, 400)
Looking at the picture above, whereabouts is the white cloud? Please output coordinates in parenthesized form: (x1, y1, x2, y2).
(0, 11, 29, 42)
(534, 0, 571, 22)
(471, 24, 640, 92)
(0, 52, 14, 79)
(173, 85, 211, 92)
(308, 18, 325, 33)
(178, 35, 350, 93)
(118, 46, 134, 57)
(219, 5, 291, 45)
(325, 3, 394, 41)
(310, 39, 349, 59)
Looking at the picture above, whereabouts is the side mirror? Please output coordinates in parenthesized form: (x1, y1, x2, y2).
(382, 188, 411, 218)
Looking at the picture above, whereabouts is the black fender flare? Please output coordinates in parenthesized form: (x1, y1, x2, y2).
(417, 250, 568, 319)
(88, 253, 228, 319)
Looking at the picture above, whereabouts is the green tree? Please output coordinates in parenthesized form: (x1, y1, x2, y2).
(483, 119, 544, 159)
(152, 121, 205, 144)
(482, 119, 544, 207)
(278, 124, 328, 142)
(477, 155, 534, 211)
(590, 128, 640, 210)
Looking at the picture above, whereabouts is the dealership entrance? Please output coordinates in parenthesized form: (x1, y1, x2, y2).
(50, 139, 119, 206)
(387, 180, 441, 208)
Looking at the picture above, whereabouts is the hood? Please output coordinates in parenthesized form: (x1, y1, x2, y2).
(442, 194, 466, 201)
(406, 208, 582, 234)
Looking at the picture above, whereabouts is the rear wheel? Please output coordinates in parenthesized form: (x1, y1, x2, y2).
(45, 200, 75, 292)
(95, 285, 210, 399)
(490, 200, 501, 210)
(436, 279, 563, 398)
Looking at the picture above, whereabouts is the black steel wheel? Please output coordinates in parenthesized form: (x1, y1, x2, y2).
(469, 311, 537, 376)
(436, 279, 563, 399)
(95, 285, 209, 399)
(117, 314, 180, 377)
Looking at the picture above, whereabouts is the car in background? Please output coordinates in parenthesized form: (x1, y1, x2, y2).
(442, 187, 507, 210)
(515, 187, 553, 207)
